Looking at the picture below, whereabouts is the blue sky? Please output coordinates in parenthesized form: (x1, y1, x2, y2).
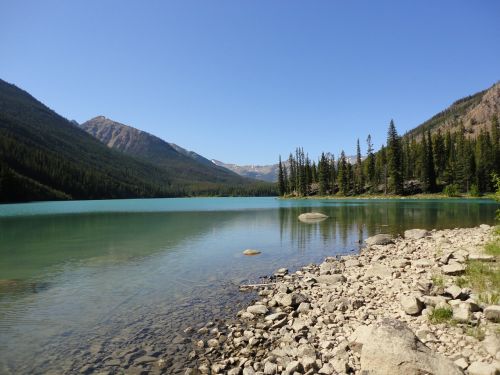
(1, 1, 499, 165)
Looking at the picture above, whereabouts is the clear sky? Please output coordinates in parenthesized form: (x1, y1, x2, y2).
(1, 1, 499, 165)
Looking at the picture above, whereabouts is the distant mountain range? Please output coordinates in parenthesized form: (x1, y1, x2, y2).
(0, 79, 274, 203)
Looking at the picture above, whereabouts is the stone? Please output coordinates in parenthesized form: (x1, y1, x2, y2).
(400, 295, 424, 315)
(404, 229, 430, 239)
(453, 303, 471, 323)
(348, 324, 373, 353)
(247, 304, 268, 315)
(133, 356, 158, 365)
(300, 356, 318, 371)
(420, 295, 450, 307)
(284, 361, 301, 375)
(360, 319, 462, 375)
(207, 339, 219, 348)
(365, 264, 392, 279)
(442, 263, 466, 275)
(319, 261, 341, 275)
(412, 258, 434, 267)
(469, 254, 495, 262)
(298, 212, 328, 222)
(242, 368, 256, 375)
(291, 318, 307, 332)
(297, 302, 310, 313)
(345, 259, 361, 267)
(275, 292, 307, 307)
(445, 285, 463, 299)
(265, 312, 286, 321)
(330, 358, 348, 373)
(315, 274, 346, 284)
(263, 362, 278, 375)
(243, 249, 261, 256)
(485, 306, 500, 322)
(365, 234, 394, 246)
(468, 361, 500, 375)
(483, 335, 500, 356)
(454, 357, 469, 370)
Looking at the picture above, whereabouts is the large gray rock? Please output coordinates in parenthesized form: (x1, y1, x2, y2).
(442, 263, 466, 275)
(365, 264, 393, 279)
(298, 212, 328, 223)
(365, 234, 394, 246)
(400, 295, 424, 315)
(360, 319, 462, 375)
(404, 229, 430, 239)
(315, 274, 346, 284)
(348, 324, 374, 353)
(243, 249, 261, 256)
(467, 361, 499, 375)
(484, 305, 500, 322)
(246, 304, 268, 315)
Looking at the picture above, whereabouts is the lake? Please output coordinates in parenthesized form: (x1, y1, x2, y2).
(0, 197, 497, 374)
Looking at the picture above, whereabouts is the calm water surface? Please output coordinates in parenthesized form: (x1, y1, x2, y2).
(0, 197, 497, 374)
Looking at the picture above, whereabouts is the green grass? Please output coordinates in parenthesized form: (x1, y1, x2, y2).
(465, 325, 486, 341)
(485, 239, 500, 256)
(431, 274, 445, 288)
(429, 308, 453, 324)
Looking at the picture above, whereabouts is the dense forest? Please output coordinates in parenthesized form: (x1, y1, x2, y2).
(278, 116, 500, 197)
(0, 79, 275, 203)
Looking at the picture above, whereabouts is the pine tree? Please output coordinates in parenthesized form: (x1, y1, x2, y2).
(318, 153, 328, 195)
(386, 120, 403, 194)
(337, 151, 348, 195)
(278, 156, 285, 196)
(354, 139, 364, 194)
(366, 134, 375, 190)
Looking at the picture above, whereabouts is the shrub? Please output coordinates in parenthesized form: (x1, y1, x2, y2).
(469, 184, 480, 197)
(443, 184, 460, 197)
(429, 307, 453, 324)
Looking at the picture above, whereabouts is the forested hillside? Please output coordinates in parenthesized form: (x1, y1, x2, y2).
(278, 83, 500, 197)
(0, 79, 275, 203)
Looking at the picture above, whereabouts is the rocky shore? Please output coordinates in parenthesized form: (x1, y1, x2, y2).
(186, 225, 500, 375)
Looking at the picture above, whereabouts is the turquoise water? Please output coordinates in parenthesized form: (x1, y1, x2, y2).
(0, 197, 497, 374)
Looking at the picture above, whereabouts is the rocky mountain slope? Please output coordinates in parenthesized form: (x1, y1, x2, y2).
(212, 160, 280, 182)
(408, 82, 500, 138)
(81, 116, 251, 185)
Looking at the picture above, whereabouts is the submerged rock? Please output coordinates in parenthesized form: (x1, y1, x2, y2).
(242, 249, 261, 256)
(298, 212, 328, 223)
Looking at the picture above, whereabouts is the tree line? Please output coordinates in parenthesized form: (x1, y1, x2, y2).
(278, 116, 500, 197)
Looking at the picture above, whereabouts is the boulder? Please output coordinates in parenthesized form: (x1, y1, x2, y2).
(348, 324, 374, 353)
(243, 249, 261, 256)
(452, 303, 471, 323)
(246, 304, 268, 315)
(365, 264, 393, 279)
(365, 234, 394, 246)
(400, 295, 424, 315)
(445, 285, 463, 299)
(298, 212, 328, 223)
(360, 319, 462, 375)
(467, 361, 499, 375)
(315, 274, 346, 284)
(442, 263, 466, 275)
(482, 334, 500, 356)
(485, 305, 500, 322)
(404, 229, 430, 239)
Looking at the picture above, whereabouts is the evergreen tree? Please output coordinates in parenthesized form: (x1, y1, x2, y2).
(354, 139, 364, 194)
(318, 153, 328, 195)
(365, 134, 375, 189)
(337, 151, 348, 195)
(278, 156, 285, 196)
(386, 120, 403, 194)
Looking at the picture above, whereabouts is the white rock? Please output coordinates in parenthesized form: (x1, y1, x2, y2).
(468, 361, 499, 375)
(482, 334, 500, 356)
(404, 229, 430, 239)
(243, 249, 261, 255)
(298, 212, 328, 222)
(442, 263, 466, 275)
(400, 295, 424, 315)
(445, 285, 463, 299)
(452, 303, 471, 323)
(485, 305, 500, 322)
(365, 234, 394, 246)
(246, 304, 268, 315)
(365, 264, 393, 279)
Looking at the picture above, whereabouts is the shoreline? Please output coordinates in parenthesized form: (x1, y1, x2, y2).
(279, 194, 497, 201)
(187, 225, 500, 374)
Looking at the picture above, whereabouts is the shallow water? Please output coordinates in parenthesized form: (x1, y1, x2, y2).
(0, 197, 497, 373)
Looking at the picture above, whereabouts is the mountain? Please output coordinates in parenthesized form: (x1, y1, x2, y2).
(81, 116, 249, 184)
(213, 155, 360, 182)
(407, 82, 500, 138)
(211, 160, 279, 182)
(0, 79, 275, 203)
